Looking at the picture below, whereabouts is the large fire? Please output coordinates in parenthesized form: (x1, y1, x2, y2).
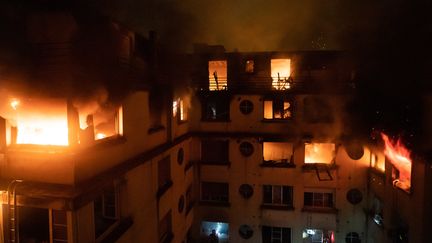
(380, 133, 412, 190)
(304, 143, 335, 164)
(271, 59, 291, 90)
(12, 98, 69, 146)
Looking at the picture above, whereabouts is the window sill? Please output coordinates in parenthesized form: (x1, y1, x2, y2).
(261, 204, 294, 211)
(301, 207, 338, 214)
(260, 162, 296, 168)
(302, 163, 338, 171)
(261, 119, 292, 123)
(148, 125, 165, 134)
(156, 180, 173, 199)
(199, 201, 231, 207)
(184, 161, 194, 172)
(200, 161, 231, 166)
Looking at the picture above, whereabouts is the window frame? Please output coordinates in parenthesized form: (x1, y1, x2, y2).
(262, 185, 293, 208)
(263, 97, 293, 121)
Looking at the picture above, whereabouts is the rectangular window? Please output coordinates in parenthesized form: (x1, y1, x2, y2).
(262, 226, 291, 243)
(158, 156, 172, 190)
(209, 60, 228, 90)
(52, 210, 68, 243)
(94, 184, 119, 239)
(271, 59, 291, 90)
(304, 143, 335, 164)
(302, 229, 335, 243)
(304, 191, 334, 208)
(201, 140, 229, 164)
(263, 142, 293, 164)
(173, 98, 188, 122)
(202, 98, 230, 121)
(263, 98, 292, 120)
(159, 211, 172, 243)
(245, 60, 254, 73)
(263, 185, 293, 206)
(201, 182, 229, 203)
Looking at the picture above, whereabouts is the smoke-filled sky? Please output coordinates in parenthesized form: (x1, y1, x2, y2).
(85, 0, 412, 52)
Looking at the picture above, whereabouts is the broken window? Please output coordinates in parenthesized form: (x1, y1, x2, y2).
(304, 191, 334, 208)
(245, 60, 254, 73)
(262, 226, 291, 243)
(302, 229, 335, 243)
(263, 98, 292, 120)
(209, 60, 228, 90)
(202, 97, 230, 121)
(304, 143, 335, 164)
(201, 182, 229, 203)
(271, 59, 292, 90)
(263, 142, 293, 164)
(263, 185, 293, 207)
(201, 140, 229, 164)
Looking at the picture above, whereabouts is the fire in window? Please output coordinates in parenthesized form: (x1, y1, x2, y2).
(370, 152, 385, 172)
(245, 60, 254, 73)
(173, 98, 188, 121)
(263, 142, 293, 164)
(208, 60, 228, 91)
(263, 185, 293, 207)
(271, 59, 292, 90)
(262, 226, 291, 243)
(381, 133, 412, 192)
(304, 143, 335, 164)
(302, 229, 335, 243)
(264, 98, 292, 120)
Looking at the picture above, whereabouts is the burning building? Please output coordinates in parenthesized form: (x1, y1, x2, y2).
(0, 2, 431, 243)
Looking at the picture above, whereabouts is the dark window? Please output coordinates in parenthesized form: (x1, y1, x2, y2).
(262, 226, 291, 243)
(94, 184, 118, 239)
(201, 182, 229, 203)
(177, 148, 184, 165)
(159, 211, 172, 243)
(239, 100, 254, 115)
(202, 97, 230, 121)
(149, 89, 165, 129)
(345, 232, 361, 243)
(239, 142, 254, 157)
(304, 192, 334, 208)
(158, 157, 172, 190)
(263, 185, 293, 206)
(303, 97, 333, 123)
(264, 97, 292, 120)
(201, 140, 229, 164)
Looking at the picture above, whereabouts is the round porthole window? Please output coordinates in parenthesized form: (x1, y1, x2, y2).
(239, 225, 253, 239)
(239, 100, 254, 115)
(178, 195, 185, 213)
(345, 232, 361, 243)
(239, 142, 254, 157)
(177, 148, 184, 165)
(347, 189, 363, 205)
(239, 184, 254, 199)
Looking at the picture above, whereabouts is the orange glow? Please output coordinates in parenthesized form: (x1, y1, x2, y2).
(304, 143, 335, 164)
(271, 59, 291, 90)
(10, 99, 20, 110)
(14, 98, 69, 146)
(95, 133, 106, 139)
(380, 133, 412, 190)
(208, 60, 227, 90)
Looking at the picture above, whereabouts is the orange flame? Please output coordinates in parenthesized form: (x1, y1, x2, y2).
(380, 132, 412, 189)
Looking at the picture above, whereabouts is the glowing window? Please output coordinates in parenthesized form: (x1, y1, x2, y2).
(370, 153, 384, 172)
(271, 59, 291, 90)
(201, 221, 229, 242)
(209, 60, 228, 91)
(304, 143, 335, 164)
(263, 99, 292, 120)
(245, 60, 254, 73)
(263, 142, 293, 163)
(173, 98, 187, 121)
(302, 229, 335, 243)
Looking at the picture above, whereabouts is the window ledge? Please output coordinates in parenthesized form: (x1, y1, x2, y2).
(260, 162, 296, 168)
(302, 163, 338, 171)
(148, 125, 165, 134)
(261, 204, 294, 211)
(156, 180, 173, 199)
(301, 207, 338, 214)
(261, 119, 292, 123)
(200, 161, 231, 166)
(199, 201, 231, 207)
